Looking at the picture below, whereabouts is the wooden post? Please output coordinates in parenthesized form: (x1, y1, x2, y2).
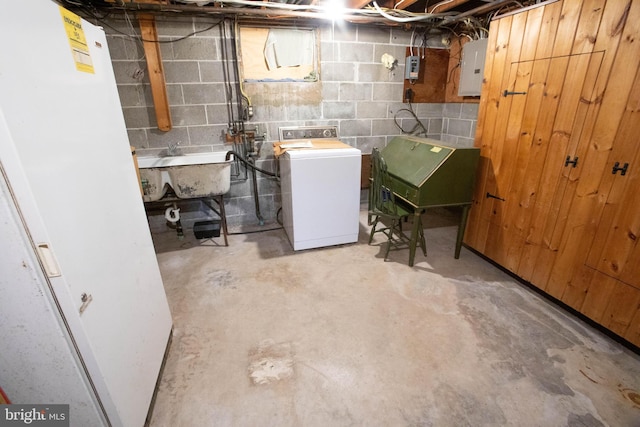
(138, 14, 172, 131)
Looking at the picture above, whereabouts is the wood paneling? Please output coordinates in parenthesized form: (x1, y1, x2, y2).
(402, 48, 448, 103)
(465, 0, 640, 347)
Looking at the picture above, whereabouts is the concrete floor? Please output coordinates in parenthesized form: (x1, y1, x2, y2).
(148, 208, 640, 427)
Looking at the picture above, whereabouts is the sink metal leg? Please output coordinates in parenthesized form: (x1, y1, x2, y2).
(201, 195, 229, 246)
(217, 195, 229, 247)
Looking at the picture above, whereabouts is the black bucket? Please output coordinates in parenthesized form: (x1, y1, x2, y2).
(193, 220, 221, 239)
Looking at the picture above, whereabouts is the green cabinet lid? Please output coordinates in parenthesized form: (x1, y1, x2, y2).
(380, 136, 480, 207)
(381, 136, 453, 187)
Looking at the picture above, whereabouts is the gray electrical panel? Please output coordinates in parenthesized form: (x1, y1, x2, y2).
(458, 38, 488, 96)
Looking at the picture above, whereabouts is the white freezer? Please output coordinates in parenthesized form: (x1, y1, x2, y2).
(280, 145, 362, 250)
(0, 2, 172, 426)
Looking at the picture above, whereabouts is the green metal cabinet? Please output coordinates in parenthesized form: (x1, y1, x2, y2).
(381, 136, 480, 209)
(379, 136, 480, 264)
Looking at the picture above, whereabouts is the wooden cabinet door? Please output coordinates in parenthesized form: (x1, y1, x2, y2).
(522, 51, 606, 289)
(469, 51, 605, 277)
(543, 0, 640, 309)
(465, 0, 640, 347)
(572, 63, 640, 344)
(584, 64, 640, 290)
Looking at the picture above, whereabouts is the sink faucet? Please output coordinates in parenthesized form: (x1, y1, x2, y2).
(167, 142, 180, 156)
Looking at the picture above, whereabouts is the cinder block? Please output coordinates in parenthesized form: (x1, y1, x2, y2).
(358, 63, 403, 83)
(340, 83, 372, 101)
(356, 101, 388, 119)
(172, 38, 217, 60)
(371, 83, 402, 102)
(322, 82, 340, 101)
(117, 84, 144, 107)
(183, 83, 226, 104)
(163, 61, 201, 83)
(122, 106, 153, 129)
(446, 118, 473, 137)
(322, 62, 356, 82)
(443, 102, 463, 118)
(188, 124, 228, 145)
(147, 127, 189, 148)
(371, 119, 398, 136)
(357, 26, 391, 44)
(169, 105, 207, 126)
(340, 119, 372, 137)
(415, 103, 444, 117)
(200, 61, 228, 83)
(339, 42, 374, 62)
(323, 102, 355, 119)
(461, 103, 480, 119)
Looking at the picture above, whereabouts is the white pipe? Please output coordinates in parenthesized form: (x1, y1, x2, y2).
(164, 207, 181, 223)
(429, 0, 454, 13)
(372, 2, 436, 23)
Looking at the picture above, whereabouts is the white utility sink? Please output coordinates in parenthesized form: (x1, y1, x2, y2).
(137, 151, 233, 202)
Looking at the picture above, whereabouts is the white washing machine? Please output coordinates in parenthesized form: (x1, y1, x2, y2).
(278, 126, 362, 251)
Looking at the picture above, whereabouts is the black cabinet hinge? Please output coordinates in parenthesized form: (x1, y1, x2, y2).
(612, 162, 629, 176)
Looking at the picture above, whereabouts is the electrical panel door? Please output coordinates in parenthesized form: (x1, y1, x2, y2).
(458, 38, 488, 96)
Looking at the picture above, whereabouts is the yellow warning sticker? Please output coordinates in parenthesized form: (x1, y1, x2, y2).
(430, 146, 442, 153)
(59, 7, 94, 74)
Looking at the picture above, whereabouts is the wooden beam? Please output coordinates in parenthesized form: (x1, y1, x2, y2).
(428, 0, 471, 13)
(347, 0, 468, 13)
(346, 0, 373, 9)
(350, 0, 420, 11)
(138, 14, 172, 132)
(106, 0, 168, 3)
(391, 0, 420, 11)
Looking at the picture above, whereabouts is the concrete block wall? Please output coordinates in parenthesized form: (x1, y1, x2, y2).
(440, 103, 480, 147)
(102, 16, 478, 229)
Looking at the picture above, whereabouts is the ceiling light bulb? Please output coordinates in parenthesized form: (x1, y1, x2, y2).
(324, 0, 346, 20)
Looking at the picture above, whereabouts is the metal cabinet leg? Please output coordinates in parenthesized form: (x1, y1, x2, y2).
(408, 211, 421, 267)
(455, 205, 470, 259)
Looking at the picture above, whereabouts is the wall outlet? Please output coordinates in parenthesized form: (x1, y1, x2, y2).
(405, 56, 420, 80)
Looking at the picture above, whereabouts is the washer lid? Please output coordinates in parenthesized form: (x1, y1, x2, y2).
(274, 139, 359, 158)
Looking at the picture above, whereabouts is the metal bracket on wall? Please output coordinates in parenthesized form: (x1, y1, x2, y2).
(565, 156, 579, 168)
(612, 162, 629, 176)
(503, 90, 527, 97)
(486, 192, 506, 201)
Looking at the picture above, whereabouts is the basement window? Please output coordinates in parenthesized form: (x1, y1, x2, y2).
(239, 26, 318, 82)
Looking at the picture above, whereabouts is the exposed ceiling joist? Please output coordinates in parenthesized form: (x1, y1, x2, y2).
(346, 0, 373, 9)
(389, 0, 421, 11)
(63, 0, 539, 29)
(428, 0, 471, 13)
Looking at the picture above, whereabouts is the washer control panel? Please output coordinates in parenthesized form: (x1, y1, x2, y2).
(279, 126, 339, 141)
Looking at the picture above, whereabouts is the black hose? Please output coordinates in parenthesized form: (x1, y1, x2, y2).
(393, 102, 428, 135)
(248, 157, 265, 226)
(226, 150, 278, 178)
